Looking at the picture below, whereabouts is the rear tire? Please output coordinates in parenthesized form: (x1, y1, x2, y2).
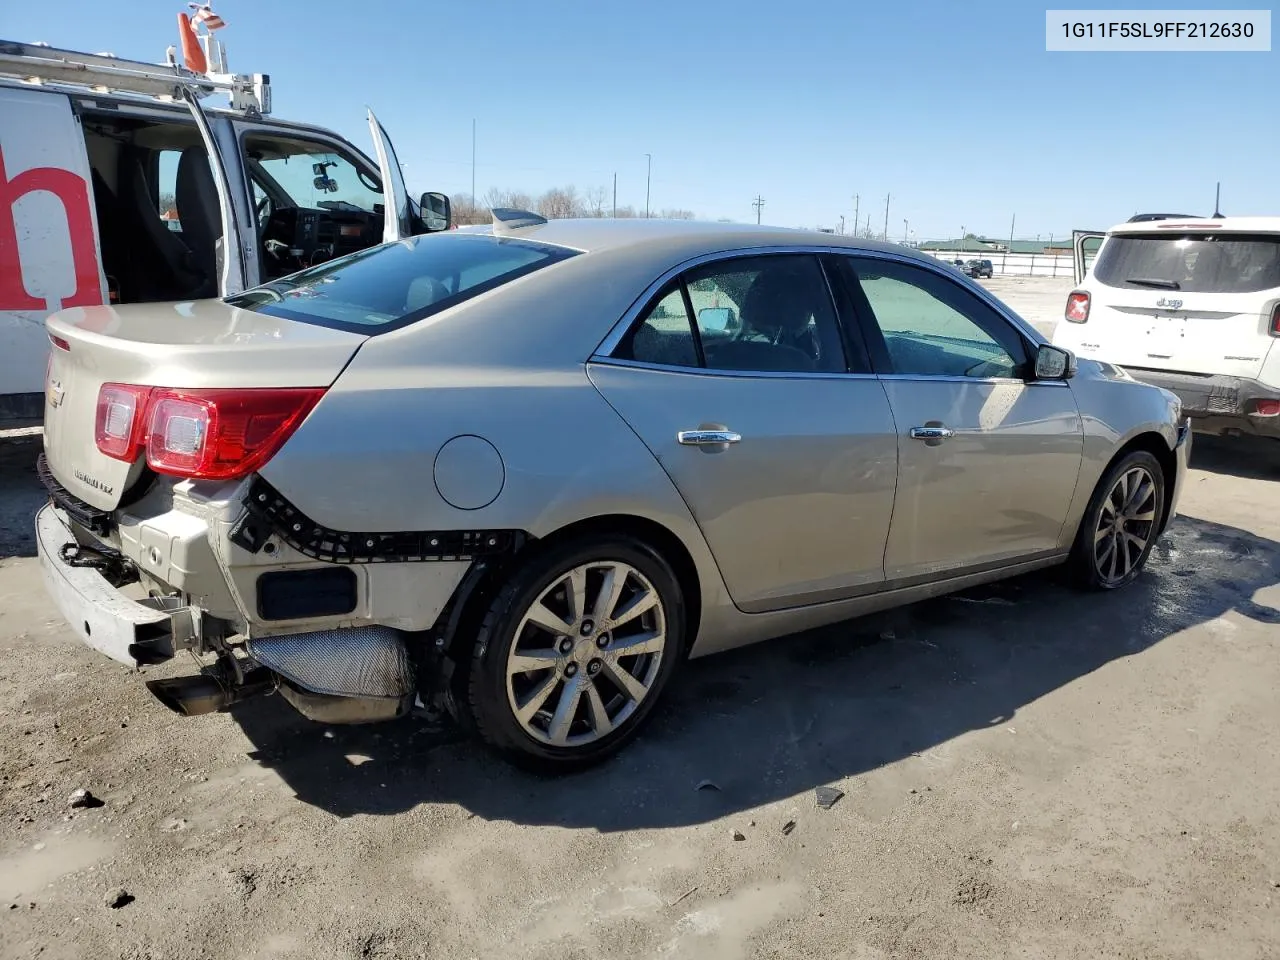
(1069, 449, 1166, 590)
(466, 535, 685, 773)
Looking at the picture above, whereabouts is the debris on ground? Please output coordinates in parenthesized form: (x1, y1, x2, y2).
(68, 788, 103, 809)
(814, 785, 844, 810)
(105, 888, 133, 909)
(670, 886, 698, 907)
(782, 820, 797, 836)
(730, 828, 746, 841)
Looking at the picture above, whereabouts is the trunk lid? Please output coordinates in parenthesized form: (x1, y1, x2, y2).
(43, 299, 367, 510)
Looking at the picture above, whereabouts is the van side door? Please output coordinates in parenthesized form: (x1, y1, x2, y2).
(180, 89, 248, 295)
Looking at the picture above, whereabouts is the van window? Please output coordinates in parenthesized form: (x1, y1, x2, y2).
(157, 149, 182, 232)
(1093, 233, 1280, 294)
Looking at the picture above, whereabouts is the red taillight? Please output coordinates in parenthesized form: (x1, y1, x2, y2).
(1269, 303, 1280, 336)
(1065, 292, 1090, 324)
(145, 387, 325, 480)
(1252, 399, 1280, 417)
(49, 334, 70, 351)
(95, 383, 153, 460)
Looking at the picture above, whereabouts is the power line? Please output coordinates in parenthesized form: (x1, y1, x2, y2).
(752, 194, 766, 224)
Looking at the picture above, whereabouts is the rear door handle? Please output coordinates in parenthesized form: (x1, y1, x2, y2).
(677, 429, 742, 446)
(909, 425, 955, 442)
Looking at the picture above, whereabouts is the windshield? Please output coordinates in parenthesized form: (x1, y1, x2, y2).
(244, 135, 385, 215)
(225, 234, 577, 333)
(1093, 233, 1280, 294)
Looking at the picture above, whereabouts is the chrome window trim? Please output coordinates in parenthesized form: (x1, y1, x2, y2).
(591, 244, 1047, 368)
(587, 356, 879, 381)
(588, 357, 1071, 387)
(877, 373, 1071, 387)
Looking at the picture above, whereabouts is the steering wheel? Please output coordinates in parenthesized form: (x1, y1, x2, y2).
(255, 193, 274, 227)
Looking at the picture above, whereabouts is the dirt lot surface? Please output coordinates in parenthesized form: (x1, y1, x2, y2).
(2, 428, 1279, 960)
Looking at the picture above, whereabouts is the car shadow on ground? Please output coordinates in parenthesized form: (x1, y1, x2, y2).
(1190, 433, 1280, 482)
(228, 511, 1280, 829)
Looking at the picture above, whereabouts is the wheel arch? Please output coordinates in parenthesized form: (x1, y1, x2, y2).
(1103, 430, 1178, 536)
(433, 512, 703, 668)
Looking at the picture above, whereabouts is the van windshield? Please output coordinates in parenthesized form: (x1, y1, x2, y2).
(1093, 233, 1280, 294)
(226, 233, 577, 333)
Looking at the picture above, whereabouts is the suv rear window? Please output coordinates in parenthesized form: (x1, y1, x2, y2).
(1093, 233, 1280, 294)
(226, 233, 576, 333)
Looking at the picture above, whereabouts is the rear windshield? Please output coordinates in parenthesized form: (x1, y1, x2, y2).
(226, 233, 577, 333)
(1093, 233, 1280, 294)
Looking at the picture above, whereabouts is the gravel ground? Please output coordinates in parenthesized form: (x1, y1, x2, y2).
(2, 425, 1279, 959)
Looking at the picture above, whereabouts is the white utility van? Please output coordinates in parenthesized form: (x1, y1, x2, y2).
(0, 28, 451, 427)
(1055, 218, 1280, 439)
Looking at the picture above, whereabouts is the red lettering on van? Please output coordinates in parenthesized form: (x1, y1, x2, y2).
(0, 145, 103, 311)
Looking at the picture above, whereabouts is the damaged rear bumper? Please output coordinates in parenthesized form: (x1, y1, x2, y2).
(37, 503, 192, 666)
(37, 503, 420, 723)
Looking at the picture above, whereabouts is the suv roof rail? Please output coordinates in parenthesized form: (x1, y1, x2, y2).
(0, 39, 271, 115)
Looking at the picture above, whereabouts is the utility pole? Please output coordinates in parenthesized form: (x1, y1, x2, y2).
(752, 195, 766, 224)
(644, 154, 652, 218)
(882, 194, 890, 241)
(470, 118, 476, 203)
(612, 172, 617, 218)
(853, 194, 859, 236)
(903, 218, 909, 243)
(1003, 213, 1015, 274)
(839, 215, 845, 235)
(960, 224, 965, 256)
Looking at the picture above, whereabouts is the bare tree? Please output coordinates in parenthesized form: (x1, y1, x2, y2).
(582, 185, 609, 217)
(536, 186, 579, 220)
(435, 188, 696, 224)
(483, 187, 533, 212)
(447, 192, 488, 225)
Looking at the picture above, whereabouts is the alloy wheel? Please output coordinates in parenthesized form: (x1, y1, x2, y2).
(1093, 465, 1158, 585)
(505, 561, 667, 747)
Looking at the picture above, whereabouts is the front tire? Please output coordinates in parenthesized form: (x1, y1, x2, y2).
(1069, 450, 1166, 590)
(466, 535, 685, 772)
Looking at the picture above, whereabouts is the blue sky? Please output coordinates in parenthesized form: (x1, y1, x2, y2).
(8, 1, 1277, 240)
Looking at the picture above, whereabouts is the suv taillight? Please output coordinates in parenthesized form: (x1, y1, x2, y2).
(1065, 291, 1090, 324)
(95, 383, 152, 460)
(95, 384, 324, 480)
(1270, 303, 1280, 336)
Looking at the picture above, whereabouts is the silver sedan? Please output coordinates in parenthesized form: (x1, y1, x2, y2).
(37, 215, 1190, 770)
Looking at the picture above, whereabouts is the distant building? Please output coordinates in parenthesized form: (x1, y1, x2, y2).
(918, 234, 1069, 256)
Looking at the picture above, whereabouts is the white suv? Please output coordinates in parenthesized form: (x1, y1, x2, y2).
(1054, 217, 1280, 439)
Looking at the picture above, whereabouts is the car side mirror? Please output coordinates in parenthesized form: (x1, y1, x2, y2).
(1034, 343, 1076, 381)
(420, 191, 451, 232)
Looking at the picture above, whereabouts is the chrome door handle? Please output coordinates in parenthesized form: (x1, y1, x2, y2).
(677, 429, 742, 446)
(909, 425, 954, 441)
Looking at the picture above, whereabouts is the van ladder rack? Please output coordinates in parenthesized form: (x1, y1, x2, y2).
(0, 39, 270, 115)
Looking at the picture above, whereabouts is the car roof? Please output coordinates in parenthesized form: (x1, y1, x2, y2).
(1107, 216, 1280, 235)
(458, 217, 942, 263)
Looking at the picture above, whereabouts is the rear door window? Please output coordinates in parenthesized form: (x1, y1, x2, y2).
(616, 254, 851, 374)
(225, 233, 576, 333)
(1093, 233, 1280, 293)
